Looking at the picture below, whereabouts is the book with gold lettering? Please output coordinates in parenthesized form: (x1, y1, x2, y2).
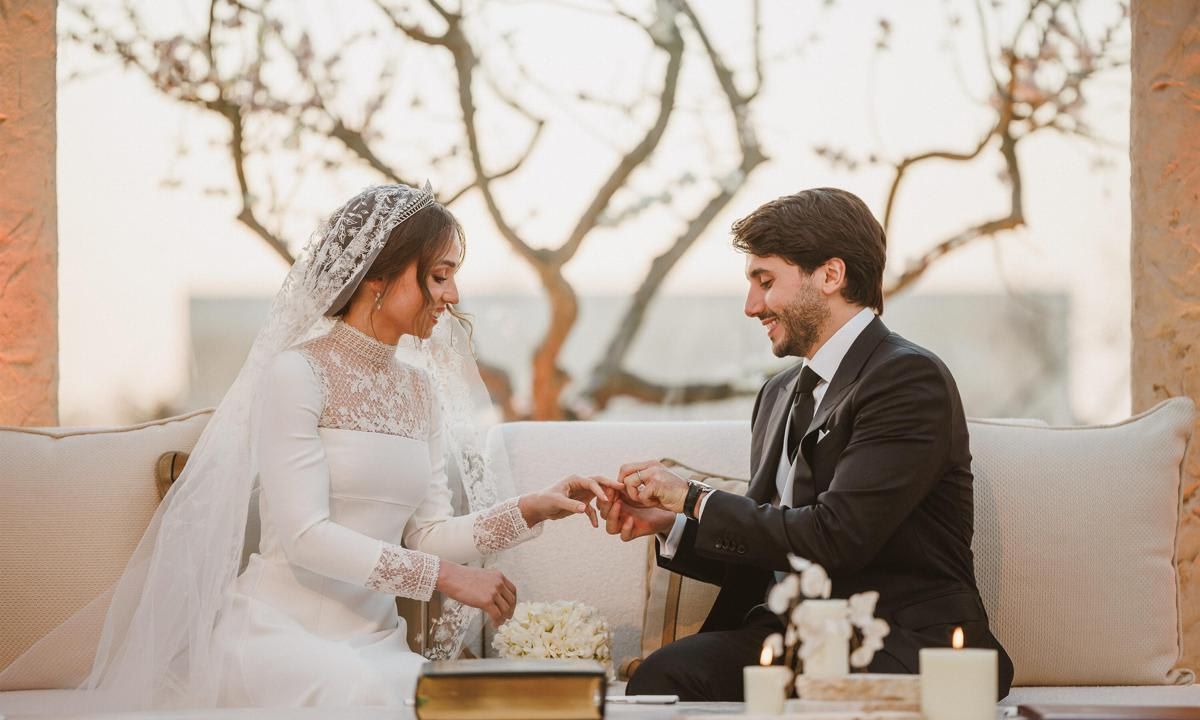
(413, 658, 607, 720)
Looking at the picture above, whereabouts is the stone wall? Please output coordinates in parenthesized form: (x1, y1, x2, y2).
(0, 1, 58, 426)
(1131, 0, 1200, 674)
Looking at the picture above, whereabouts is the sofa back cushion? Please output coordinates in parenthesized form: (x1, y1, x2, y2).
(969, 397, 1194, 686)
(0, 410, 213, 688)
(482, 421, 751, 670)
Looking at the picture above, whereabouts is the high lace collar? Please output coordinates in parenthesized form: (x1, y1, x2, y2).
(329, 321, 398, 365)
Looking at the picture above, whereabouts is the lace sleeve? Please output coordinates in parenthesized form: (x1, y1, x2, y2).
(472, 497, 542, 555)
(365, 542, 441, 601)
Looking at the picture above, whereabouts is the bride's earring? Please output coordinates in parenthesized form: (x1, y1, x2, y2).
(374, 292, 383, 311)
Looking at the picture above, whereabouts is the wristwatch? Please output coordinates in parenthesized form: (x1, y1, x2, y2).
(683, 479, 712, 521)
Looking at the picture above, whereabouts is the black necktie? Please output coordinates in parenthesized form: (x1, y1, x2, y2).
(786, 366, 821, 464)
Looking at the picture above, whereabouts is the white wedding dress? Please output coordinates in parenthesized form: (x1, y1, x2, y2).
(212, 320, 540, 707)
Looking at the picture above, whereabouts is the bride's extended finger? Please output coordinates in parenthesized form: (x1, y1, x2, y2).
(582, 476, 608, 502)
(583, 500, 598, 528)
(595, 493, 612, 518)
(551, 493, 587, 520)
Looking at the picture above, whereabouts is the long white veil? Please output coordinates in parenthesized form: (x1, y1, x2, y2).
(0, 183, 508, 710)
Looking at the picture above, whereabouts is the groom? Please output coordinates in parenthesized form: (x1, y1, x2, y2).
(599, 188, 1013, 701)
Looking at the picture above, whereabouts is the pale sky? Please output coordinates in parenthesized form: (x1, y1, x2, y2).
(55, 0, 1132, 424)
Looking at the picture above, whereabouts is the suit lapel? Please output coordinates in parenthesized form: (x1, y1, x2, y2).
(789, 317, 891, 508)
(802, 316, 890, 443)
(748, 365, 800, 503)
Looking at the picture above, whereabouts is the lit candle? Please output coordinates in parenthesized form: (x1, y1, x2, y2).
(799, 599, 849, 678)
(919, 627, 997, 720)
(743, 646, 791, 715)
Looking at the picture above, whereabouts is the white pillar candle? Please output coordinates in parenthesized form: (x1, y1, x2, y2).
(919, 628, 997, 720)
(743, 646, 791, 715)
(800, 599, 849, 678)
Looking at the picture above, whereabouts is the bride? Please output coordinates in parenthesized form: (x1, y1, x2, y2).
(20, 183, 605, 711)
(209, 182, 605, 707)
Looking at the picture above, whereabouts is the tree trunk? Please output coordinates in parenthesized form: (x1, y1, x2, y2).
(530, 268, 577, 420)
(0, 0, 58, 426)
(1131, 0, 1200, 673)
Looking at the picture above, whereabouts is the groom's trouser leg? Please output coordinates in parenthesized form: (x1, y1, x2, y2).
(626, 608, 782, 701)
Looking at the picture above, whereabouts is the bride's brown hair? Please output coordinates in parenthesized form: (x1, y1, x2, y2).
(334, 202, 469, 334)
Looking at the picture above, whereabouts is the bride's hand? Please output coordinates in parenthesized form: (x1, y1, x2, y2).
(436, 562, 517, 626)
(518, 475, 608, 528)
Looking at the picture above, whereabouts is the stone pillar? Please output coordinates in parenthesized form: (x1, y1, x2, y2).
(0, 0, 58, 426)
(1131, 1, 1200, 673)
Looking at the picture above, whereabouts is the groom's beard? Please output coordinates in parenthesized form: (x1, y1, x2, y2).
(771, 283, 829, 359)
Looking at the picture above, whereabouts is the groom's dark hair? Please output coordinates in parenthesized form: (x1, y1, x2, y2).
(731, 188, 886, 314)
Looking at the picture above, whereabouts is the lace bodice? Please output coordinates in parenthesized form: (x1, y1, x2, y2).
(258, 321, 539, 604)
(297, 322, 435, 440)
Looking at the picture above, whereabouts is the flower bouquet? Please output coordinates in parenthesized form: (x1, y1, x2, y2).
(492, 600, 612, 670)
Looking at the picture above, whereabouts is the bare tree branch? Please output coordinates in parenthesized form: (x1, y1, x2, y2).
(882, 127, 996, 233)
(553, 9, 685, 266)
(590, 369, 755, 409)
(373, 0, 449, 46)
(218, 101, 296, 264)
(585, 0, 769, 408)
(330, 119, 414, 185)
(885, 48, 1025, 298)
(747, 0, 764, 101)
(67, 0, 1129, 420)
(442, 118, 545, 205)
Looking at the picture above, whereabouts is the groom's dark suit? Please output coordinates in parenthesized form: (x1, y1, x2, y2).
(628, 316, 1014, 700)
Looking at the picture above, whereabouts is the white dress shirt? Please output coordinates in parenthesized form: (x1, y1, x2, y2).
(660, 307, 877, 559)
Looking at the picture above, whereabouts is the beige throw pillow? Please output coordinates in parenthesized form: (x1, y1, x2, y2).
(633, 460, 749, 677)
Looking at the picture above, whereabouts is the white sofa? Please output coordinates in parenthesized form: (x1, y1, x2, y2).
(2, 400, 1198, 717)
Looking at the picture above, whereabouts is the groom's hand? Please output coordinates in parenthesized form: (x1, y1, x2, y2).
(596, 488, 676, 542)
(613, 460, 689, 514)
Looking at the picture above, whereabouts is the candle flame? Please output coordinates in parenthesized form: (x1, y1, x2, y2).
(952, 627, 964, 649)
(760, 645, 773, 666)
